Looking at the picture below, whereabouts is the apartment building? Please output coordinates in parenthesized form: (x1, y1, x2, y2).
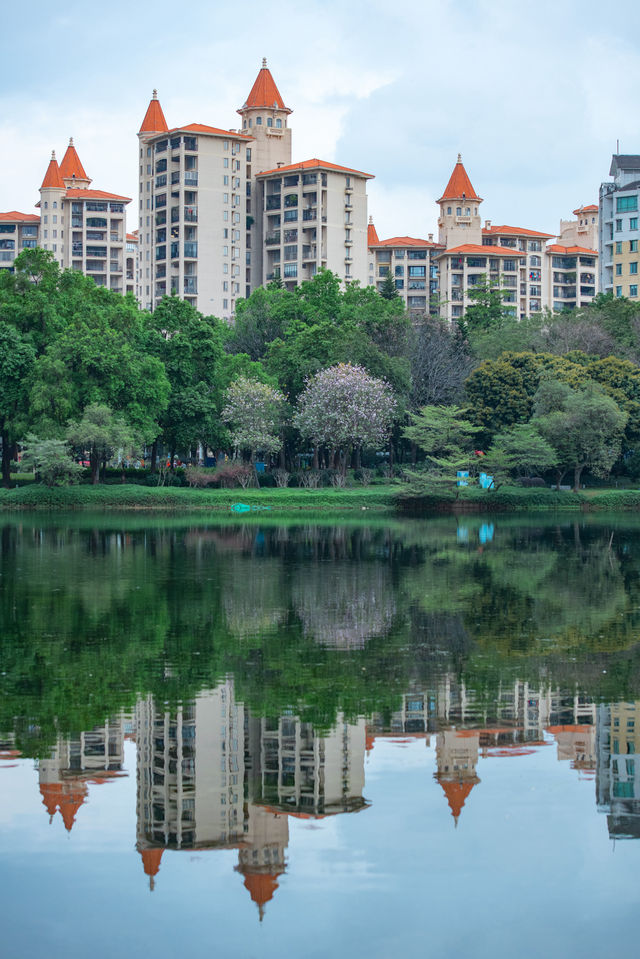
(37, 141, 130, 292)
(125, 231, 139, 298)
(257, 159, 371, 288)
(545, 243, 598, 310)
(559, 204, 599, 249)
(0, 211, 39, 270)
(137, 92, 253, 318)
(368, 232, 443, 314)
(599, 154, 640, 299)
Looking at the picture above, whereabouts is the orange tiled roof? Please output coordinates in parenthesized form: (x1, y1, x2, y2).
(40, 151, 64, 190)
(438, 154, 482, 203)
(257, 158, 374, 179)
(166, 123, 253, 141)
(547, 243, 597, 255)
(367, 219, 379, 246)
(0, 211, 40, 222)
(371, 235, 443, 249)
(64, 188, 131, 202)
(59, 138, 89, 181)
(139, 90, 168, 135)
(242, 58, 290, 113)
(243, 872, 280, 910)
(126, 232, 138, 242)
(439, 243, 521, 256)
(483, 224, 554, 239)
(573, 204, 598, 215)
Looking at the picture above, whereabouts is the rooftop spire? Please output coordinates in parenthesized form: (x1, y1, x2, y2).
(40, 151, 64, 190)
(438, 155, 482, 204)
(239, 60, 292, 114)
(367, 217, 379, 246)
(60, 138, 90, 184)
(139, 90, 168, 135)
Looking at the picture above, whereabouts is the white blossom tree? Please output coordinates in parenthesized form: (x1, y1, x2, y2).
(221, 376, 287, 460)
(293, 363, 396, 472)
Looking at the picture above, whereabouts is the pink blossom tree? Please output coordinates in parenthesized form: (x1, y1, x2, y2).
(221, 376, 287, 461)
(293, 363, 396, 472)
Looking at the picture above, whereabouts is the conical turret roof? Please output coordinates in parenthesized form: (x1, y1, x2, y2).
(139, 90, 168, 134)
(438, 154, 482, 203)
(40, 151, 64, 190)
(59, 138, 89, 182)
(240, 58, 291, 114)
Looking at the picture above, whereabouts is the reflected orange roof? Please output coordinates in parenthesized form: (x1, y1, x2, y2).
(40, 782, 64, 817)
(242, 59, 290, 113)
(0, 212, 39, 223)
(40, 151, 64, 190)
(547, 724, 593, 734)
(257, 158, 373, 179)
(482, 224, 554, 239)
(367, 219, 379, 246)
(139, 91, 168, 134)
(438, 779, 477, 823)
(64, 189, 131, 202)
(573, 204, 598, 214)
(438, 155, 482, 203)
(141, 848, 164, 878)
(547, 244, 597, 255)
(40, 781, 87, 830)
(59, 139, 88, 181)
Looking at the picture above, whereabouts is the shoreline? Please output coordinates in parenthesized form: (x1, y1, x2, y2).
(1, 483, 640, 513)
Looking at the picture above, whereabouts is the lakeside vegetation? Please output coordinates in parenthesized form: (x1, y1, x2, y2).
(5, 249, 640, 506)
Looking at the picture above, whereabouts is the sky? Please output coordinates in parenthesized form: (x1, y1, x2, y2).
(2, 0, 640, 240)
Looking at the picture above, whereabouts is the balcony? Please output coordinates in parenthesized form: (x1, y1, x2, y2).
(184, 277, 198, 294)
(110, 262, 122, 273)
(110, 233, 121, 243)
(266, 196, 281, 211)
(265, 232, 281, 246)
(455, 215, 472, 225)
(184, 173, 198, 186)
(184, 242, 198, 258)
(302, 208, 317, 221)
(302, 245, 316, 260)
(184, 206, 197, 222)
(344, 200, 353, 209)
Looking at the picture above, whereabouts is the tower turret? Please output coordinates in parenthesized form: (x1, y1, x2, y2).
(437, 154, 482, 247)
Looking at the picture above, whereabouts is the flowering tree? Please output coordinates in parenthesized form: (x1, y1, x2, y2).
(293, 363, 396, 472)
(221, 376, 287, 460)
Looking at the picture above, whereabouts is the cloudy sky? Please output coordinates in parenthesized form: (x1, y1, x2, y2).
(2, 0, 640, 240)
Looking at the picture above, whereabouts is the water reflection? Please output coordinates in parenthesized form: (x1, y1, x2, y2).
(4, 514, 640, 939)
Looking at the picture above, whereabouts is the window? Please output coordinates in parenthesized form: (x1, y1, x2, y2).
(616, 263, 623, 275)
(224, 158, 229, 168)
(631, 285, 638, 297)
(616, 241, 623, 253)
(631, 262, 638, 274)
(267, 117, 273, 127)
(616, 286, 622, 297)
(256, 117, 262, 125)
(616, 219, 623, 231)
(276, 118, 282, 128)
(447, 207, 452, 215)
(632, 218, 639, 231)
(631, 240, 638, 252)
(283, 263, 297, 277)
(617, 195, 638, 212)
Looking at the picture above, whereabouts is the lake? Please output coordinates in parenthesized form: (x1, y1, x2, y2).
(2, 512, 640, 958)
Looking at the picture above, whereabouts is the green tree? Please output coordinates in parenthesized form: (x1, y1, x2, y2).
(66, 403, 135, 484)
(459, 275, 512, 336)
(19, 436, 83, 487)
(482, 423, 558, 488)
(402, 405, 481, 493)
(380, 271, 399, 300)
(0, 323, 35, 486)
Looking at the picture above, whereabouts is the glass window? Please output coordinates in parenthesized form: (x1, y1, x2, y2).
(631, 262, 638, 274)
(616, 219, 623, 231)
(632, 218, 639, 231)
(616, 241, 623, 253)
(631, 285, 638, 297)
(616, 286, 622, 297)
(616, 263, 623, 275)
(256, 117, 262, 125)
(631, 240, 638, 252)
(276, 118, 282, 128)
(617, 195, 638, 212)
(267, 117, 273, 127)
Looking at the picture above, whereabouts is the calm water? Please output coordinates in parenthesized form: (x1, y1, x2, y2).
(2, 512, 640, 958)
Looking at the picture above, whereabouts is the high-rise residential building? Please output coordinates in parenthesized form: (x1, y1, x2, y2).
(136, 62, 372, 315)
(599, 155, 640, 300)
(37, 140, 130, 292)
(137, 91, 253, 318)
(257, 159, 372, 289)
(0, 211, 40, 270)
(559, 204, 599, 250)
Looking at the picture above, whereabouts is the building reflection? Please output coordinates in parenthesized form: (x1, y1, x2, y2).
(28, 679, 640, 904)
(37, 717, 127, 831)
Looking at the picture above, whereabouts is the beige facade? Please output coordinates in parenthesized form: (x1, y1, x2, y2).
(258, 160, 371, 289)
(0, 211, 40, 270)
(368, 234, 442, 314)
(559, 204, 599, 249)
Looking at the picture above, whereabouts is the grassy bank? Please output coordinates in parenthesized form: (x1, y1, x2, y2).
(0, 483, 398, 512)
(2, 482, 640, 513)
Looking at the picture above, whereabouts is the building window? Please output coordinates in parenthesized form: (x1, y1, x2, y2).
(631, 262, 638, 274)
(447, 207, 451, 215)
(224, 158, 229, 168)
(256, 117, 262, 125)
(616, 219, 623, 231)
(617, 195, 638, 212)
(631, 240, 638, 252)
(616, 241, 623, 253)
(631, 285, 638, 297)
(616, 263, 623, 275)
(632, 218, 639, 231)
(267, 117, 273, 127)
(616, 286, 622, 297)
(276, 118, 282, 128)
